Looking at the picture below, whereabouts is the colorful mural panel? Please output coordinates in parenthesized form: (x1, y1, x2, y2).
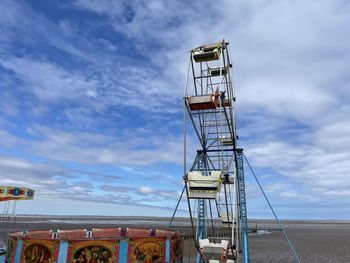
(8, 229, 183, 263)
(129, 238, 165, 263)
(73, 246, 112, 263)
(68, 240, 118, 263)
(6, 238, 16, 263)
(170, 237, 183, 262)
(0, 186, 35, 202)
(21, 239, 59, 263)
(23, 244, 52, 263)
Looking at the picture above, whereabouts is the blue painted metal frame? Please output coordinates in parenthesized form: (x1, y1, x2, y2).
(165, 238, 171, 262)
(57, 241, 68, 263)
(14, 239, 22, 263)
(119, 239, 129, 263)
(191, 151, 209, 263)
(196, 198, 206, 263)
(236, 148, 250, 263)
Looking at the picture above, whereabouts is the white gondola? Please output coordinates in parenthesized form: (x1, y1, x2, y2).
(193, 43, 222, 62)
(199, 239, 231, 262)
(189, 88, 220, 111)
(221, 214, 234, 227)
(187, 171, 222, 199)
(189, 94, 219, 110)
(210, 67, 228, 77)
(220, 137, 234, 146)
(219, 99, 232, 108)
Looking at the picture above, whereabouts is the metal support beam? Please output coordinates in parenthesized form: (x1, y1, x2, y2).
(236, 148, 250, 263)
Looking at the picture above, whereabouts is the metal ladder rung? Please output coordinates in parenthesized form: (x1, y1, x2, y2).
(191, 109, 230, 115)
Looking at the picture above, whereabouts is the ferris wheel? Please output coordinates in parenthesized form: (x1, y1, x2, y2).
(183, 40, 249, 263)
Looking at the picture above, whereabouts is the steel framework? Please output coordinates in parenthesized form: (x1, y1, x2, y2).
(183, 40, 250, 263)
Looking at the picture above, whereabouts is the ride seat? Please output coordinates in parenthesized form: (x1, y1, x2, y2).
(199, 238, 230, 262)
(210, 67, 227, 77)
(189, 88, 220, 111)
(193, 43, 222, 62)
(187, 171, 221, 199)
(221, 214, 234, 226)
(189, 94, 219, 110)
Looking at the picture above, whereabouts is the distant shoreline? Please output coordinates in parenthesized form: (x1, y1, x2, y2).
(10, 214, 350, 224)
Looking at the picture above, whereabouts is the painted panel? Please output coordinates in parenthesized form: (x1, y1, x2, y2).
(128, 237, 165, 263)
(0, 187, 34, 202)
(21, 239, 59, 263)
(67, 240, 118, 263)
(170, 236, 183, 263)
(0, 186, 5, 197)
(6, 238, 17, 263)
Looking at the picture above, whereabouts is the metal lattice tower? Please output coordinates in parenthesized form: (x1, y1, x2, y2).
(183, 40, 250, 263)
(237, 149, 249, 263)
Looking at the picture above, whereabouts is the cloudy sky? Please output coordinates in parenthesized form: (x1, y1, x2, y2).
(0, 0, 349, 219)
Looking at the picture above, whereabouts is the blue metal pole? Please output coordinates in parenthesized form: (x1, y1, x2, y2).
(119, 239, 129, 263)
(165, 238, 171, 263)
(14, 239, 22, 263)
(236, 149, 250, 263)
(196, 198, 205, 263)
(57, 240, 68, 263)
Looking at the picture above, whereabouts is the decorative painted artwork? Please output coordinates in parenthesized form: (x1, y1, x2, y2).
(73, 246, 113, 263)
(23, 244, 52, 263)
(0, 186, 34, 201)
(129, 238, 165, 263)
(6, 238, 15, 263)
(171, 237, 183, 262)
(7, 229, 182, 263)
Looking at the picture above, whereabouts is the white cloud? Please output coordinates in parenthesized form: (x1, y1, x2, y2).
(12, 198, 180, 216)
(315, 120, 350, 150)
(279, 190, 318, 203)
(21, 125, 185, 166)
(72, 0, 125, 17)
(83, 0, 350, 122)
(0, 154, 181, 212)
(0, 129, 18, 147)
(1, 0, 350, 218)
(324, 190, 350, 197)
(0, 57, 98, 102)
(139, 186, 154, 194)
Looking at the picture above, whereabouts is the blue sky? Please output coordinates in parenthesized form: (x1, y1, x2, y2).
(0, 0, 350, 219)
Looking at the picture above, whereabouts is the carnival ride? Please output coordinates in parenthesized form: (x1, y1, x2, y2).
(181, 40, 247, 263)
(3, 189, 183, 263)
(169, 40, 302, 263)
(0, 186, 35, 255)
(7, 228, 182, 263)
